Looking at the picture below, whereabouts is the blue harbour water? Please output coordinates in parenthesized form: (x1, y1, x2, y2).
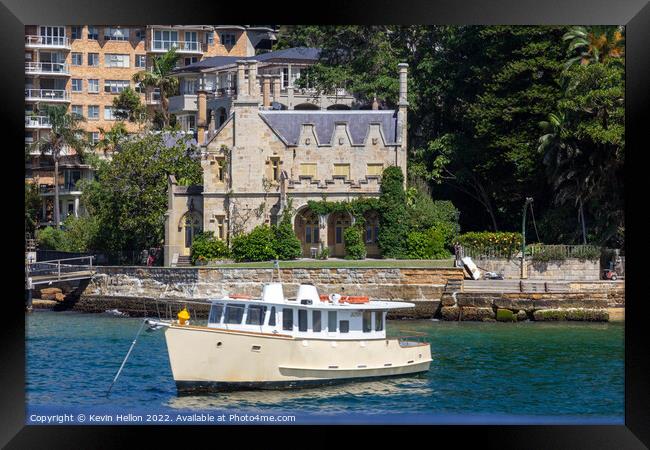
(26, 311, 624, 424)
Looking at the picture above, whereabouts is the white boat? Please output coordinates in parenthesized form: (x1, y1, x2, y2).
(147, 283, 432, 393)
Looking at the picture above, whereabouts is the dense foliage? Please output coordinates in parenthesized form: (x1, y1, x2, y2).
(25, 182, 41, 235)
(457, 231, 523, 259)
(276, 25, 624, 247)
(377, 166, 409, 258)
(273, 213, 303, 260)
(231, 225, 278, 262)
(36, 216, 99, 252)
(343, 225, 366, 260)
(81, 133, 202, 254)
(405, 227, 449, 259)
(190, 231, 230, 265)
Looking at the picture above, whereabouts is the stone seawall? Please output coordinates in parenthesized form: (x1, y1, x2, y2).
(473, 258, 600, 281)
(75, 266, 465, 318)
(439, 282, 624, 322)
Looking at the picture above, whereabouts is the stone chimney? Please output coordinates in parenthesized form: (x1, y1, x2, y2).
(397, 63, 408, 188)
(236, 60, 248, 98)
(398, 62, 408, 106)
(272, 75, 281, 105)
(196, 83, 207, 145)
(262, 75, 271, 109)
(247, 60, 259, 99)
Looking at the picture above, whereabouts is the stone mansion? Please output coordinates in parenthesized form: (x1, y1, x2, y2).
(163, 60, 409, 265)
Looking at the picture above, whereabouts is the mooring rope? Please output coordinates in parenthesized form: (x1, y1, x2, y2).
(106, 319, 147, 397)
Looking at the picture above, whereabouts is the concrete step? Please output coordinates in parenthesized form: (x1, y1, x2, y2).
(176, 256, 191, 267)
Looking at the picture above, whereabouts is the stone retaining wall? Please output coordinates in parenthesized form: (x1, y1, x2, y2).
(473, 258, 600, 280)
(76, 266, 464, 318)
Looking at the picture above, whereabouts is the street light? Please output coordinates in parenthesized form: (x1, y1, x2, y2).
(521, 197, 533, 279)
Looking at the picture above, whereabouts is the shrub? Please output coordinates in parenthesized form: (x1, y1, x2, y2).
(378, 166, 409, 258)
(344, 225, 366, 259)
(317, 246, 330, 260)
(36, 226, 66, 251)
(273, 214, 302, 260)
(405, 227, 450, 259)
(457, 231, 522, 259)
(190, 231, 230, 265)
(231, 225, 277, 262)
(407, 185, 460, 248)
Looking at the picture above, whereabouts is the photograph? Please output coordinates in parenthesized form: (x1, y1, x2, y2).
(3, 0, 648, 445)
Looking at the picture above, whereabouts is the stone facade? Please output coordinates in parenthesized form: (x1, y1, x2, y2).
(164, 62, 410, 264)
(472, 258, 601, 281)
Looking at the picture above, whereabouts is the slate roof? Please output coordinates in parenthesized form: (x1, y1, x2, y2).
(258, 110, 399, 146)
(175, 47, 321, 73)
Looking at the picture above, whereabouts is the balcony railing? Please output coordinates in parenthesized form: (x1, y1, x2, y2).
(25, 35, 70, 49)
(25, 62, 70, 75)
(25, 89, 71, 102)
(151, 40, 202, 52)
(25, 115, 52, 128)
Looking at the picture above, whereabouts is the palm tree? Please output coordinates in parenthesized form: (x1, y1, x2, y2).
(30, 104, 88, 229)
(96, 122, 129, 156)
(538, 112, 592, 244)
(132, 48, 180, 128)
(562, 26, 625, 70)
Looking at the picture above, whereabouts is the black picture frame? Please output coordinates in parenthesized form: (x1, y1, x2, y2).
(2, 0, 647, 447)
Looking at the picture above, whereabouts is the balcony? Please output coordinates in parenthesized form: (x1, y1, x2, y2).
(25, 115, 52, 129)
(168, 94, 197, 113)
(25, 35, 71, 50)
(25, 89, 71, 102)
(150, 40, 203, 54)
(25, 62, 70, 76)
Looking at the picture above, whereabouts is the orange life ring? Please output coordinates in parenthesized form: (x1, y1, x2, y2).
(229, 294, 253, 300)
(318, 294, 370, 304)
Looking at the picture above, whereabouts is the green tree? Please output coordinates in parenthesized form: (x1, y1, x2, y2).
(273, 213, 302, 260)
(96, 122, 129, 156)
(231, 225, 278, 262)
(112, 87, 147, 124)
(29, 104, 88, 229)
(132, 48, 180, 128)
(377, 166, 408, 258)
(82, 132, 201, 253)
(25, 182, 41, 235)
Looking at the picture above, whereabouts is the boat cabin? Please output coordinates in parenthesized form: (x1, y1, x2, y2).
(205, 283, 413, 340)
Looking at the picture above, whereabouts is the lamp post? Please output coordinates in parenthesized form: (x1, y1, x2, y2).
(521, 197, 533, 279)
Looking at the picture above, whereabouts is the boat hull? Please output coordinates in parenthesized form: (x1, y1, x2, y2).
(163, 325, 432, 393)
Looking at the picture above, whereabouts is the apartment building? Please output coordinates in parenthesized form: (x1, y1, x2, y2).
(164, 61, 409, 264)
(168, 47, 357, 134)
(24, 24, 277, 226)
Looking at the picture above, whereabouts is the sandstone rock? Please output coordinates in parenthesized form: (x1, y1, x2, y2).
(533, 309, 567, 321)
(516, 310, 528, 321)
(496, 308, 516, 322)
(54, 292, 66, 302)
(565, 308, 609, 322)
(40, 287, 62, 300)
(460, 307, 494, 321)
(440, 306, 459, 321)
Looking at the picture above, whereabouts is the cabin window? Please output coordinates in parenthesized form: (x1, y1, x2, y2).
(282, 308, 294, 331)
(208, 303, 224, 324)
(328, 311, 337, 332)
(268, 306, 276, 326)
(298, 309, 308, 332)
(339, 320, 350, 333)
(375, 311, 384, 331)
(246, 305, 267, 325)
(362, 311, 372, 333)
(224, 304, 244, 324)
(312, 310, 322, 332)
